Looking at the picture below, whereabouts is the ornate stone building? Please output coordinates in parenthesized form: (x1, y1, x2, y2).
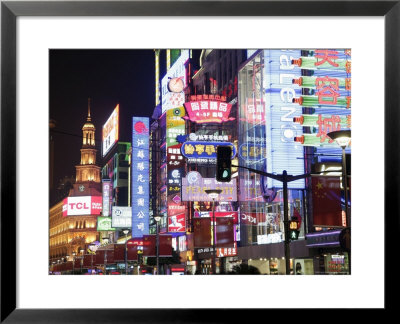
(49, 100, 102, 267)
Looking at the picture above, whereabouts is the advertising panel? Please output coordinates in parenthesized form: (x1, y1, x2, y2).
(194, 211, 238, 224)
(112, 206, 132, 228)
(166, 106, 186, 147)
(97, 216, 116, 231)
(166, 106, 186, 218)
(181, 141, 236, 161)
(240, 212, 266, 225)
(161, 50, 190, 114)
(264, 50, 305, 189)
(290, 50, 352, 165)
(131, 117, 150, 237)
(182, 171, 237, 202)
(62, 196, 102, 216)
(168, 213, 186, 233)
(216, 242, 238, 257)
(102, 104, 119, 157)
(183, 99, 234, 124)
(167, 144, 185, 169)
(102, 180, 111, 217)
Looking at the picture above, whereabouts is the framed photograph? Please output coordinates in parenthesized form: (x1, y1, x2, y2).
(1, 0, 395, 322)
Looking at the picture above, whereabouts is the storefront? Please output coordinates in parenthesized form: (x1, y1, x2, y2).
(306, 229, 350, 274)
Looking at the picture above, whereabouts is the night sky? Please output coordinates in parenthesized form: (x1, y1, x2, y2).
(50, 49, 165, 194)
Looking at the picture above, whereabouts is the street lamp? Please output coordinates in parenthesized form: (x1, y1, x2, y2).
(205, 189, 222, 275)
(122, 229, 129, 275)
(103, 237, 109, 275)
(80, 248, 84, 274)
(328, 130, 351, 274)
(154, 215, 162, 275)
(327, 130, 351, 227)
(88, 243, 95, 274)
(72, 252, 76, 275)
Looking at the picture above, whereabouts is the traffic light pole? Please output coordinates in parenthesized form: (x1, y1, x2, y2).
(232, 164, 311, 275)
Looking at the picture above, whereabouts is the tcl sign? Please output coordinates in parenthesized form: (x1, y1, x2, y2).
(62, 196, 102, 216)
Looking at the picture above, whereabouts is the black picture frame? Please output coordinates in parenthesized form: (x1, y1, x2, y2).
(1, 0, 396, 322)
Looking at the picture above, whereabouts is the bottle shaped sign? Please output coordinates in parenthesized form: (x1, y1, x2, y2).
(293, 96, 351, 108)
(291, 56, 350, 71)
(293, 114, 351, 128)
(293, 76, 351, 90)
(294, 134, 342, 147)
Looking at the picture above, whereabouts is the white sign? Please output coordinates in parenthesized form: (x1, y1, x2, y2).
(62, 196, 102, 216)
(112, 206, 132, 228)
(257, 232, 283, 245)
(102, 104, 119, 157)
(161, 50, 190, 113)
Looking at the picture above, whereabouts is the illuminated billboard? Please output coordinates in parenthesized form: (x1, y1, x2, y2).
(102, 104, 119, 157)
(263, 50, 305, 189)
(131, 117, 150, 238)
(62, 196, 102, 216)
(102, 180, 112, 217)
(182, 171, 237, 202)
(181, 141, 236, 160)
(112, 206, 132, 228)
(161, 50, 190, 114)
(183, 98, 234, 124)
(168, 213, 186, 233)
(97, 216, 116, 231)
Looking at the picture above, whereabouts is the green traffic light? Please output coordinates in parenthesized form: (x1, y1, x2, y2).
(222, 170, 230, 178)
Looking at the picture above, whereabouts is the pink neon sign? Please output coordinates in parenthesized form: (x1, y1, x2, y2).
(183, 100, 235, 124)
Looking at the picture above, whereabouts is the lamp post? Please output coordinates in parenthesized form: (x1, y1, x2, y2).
(327, 130, 351, 274)
(72, 252, 76, 275)
(205, 189, 222, 275)
(103, 237, 109, 275)
(327, 130, 351, 227)
(123, 229, 129, 275)
(154, 215, 162, 275)
(79, 248, 84, 274)
(88, 243, 95, 274)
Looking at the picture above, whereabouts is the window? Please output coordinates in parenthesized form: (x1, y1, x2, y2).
(119, 171, 128, 179)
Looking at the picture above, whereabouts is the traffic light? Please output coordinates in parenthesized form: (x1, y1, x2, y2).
(289, 220, 300, 240)
(216, 146, 232, 182)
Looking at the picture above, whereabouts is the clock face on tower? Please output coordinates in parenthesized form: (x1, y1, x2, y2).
(168, 77, 184, 93)
(78, 185, 85, 192)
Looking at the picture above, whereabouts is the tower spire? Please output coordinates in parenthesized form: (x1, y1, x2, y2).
(87, 98, 91, 122)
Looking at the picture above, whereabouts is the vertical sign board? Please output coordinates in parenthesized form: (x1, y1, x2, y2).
(102, 104, 119, 157)
(290, 50, 351, 162)
(102, 180, 111, 217)
(131, 117, 150, 238)
(161, 50, 190, 114)
(264, 50, 305, 189)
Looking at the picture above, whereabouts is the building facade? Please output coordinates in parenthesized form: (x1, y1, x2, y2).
(49, 103, 101, 269)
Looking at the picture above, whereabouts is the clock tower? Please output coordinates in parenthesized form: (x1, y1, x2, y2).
(75, 98, 101, 185)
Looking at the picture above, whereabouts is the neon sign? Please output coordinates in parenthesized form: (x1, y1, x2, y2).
(182, 172, 237, 202)
(62, 196, 102, 216)
(161, 50, 189, 114)
(131, 117, 150, 238)
(102, 104, 119, 157)
(183, 100, 234, 124)
(181, 142, 236, 160)
(264, 50, 305, 189)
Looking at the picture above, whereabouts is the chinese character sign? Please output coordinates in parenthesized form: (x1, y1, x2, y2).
(131, 117, 150, 238)
(183, 100, 235, 124)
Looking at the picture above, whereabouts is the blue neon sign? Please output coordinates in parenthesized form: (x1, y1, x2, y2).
(264, 50, 305, 189)
(131, 117, 150, 237)
(181, 141, 236, 160)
